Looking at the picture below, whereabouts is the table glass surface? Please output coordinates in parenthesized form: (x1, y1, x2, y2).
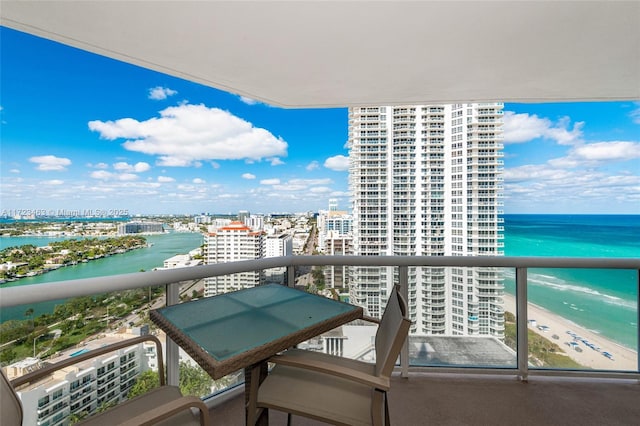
(154, 284, 359, 362)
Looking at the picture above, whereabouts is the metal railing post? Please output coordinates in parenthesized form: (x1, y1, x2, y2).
(516, 267, 529, 382)
(398, 265, 409, 378)
(287, 265, 296, 288)
(165, 282, 181, 386)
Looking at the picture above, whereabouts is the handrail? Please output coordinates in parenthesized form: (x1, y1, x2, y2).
(2, 254, 638, 390)
(1, 255, 639, 308)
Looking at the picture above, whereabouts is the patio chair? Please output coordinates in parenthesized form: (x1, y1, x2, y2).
(1, 334, 211, 426)
(248, 284, 411, 426)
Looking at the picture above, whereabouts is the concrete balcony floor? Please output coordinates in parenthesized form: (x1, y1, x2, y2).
(210, 373, 640, 425)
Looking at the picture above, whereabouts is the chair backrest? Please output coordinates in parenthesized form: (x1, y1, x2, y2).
(1, 368, 23, 426)
(374, 284, 411, 378)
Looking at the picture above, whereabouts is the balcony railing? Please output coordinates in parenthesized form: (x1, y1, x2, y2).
(1, 255, 638, 395)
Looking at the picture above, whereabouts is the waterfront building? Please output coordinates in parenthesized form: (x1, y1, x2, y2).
(161, 253, 202, 269)
(348, 104, 505, 337)
(4, 333, 156, 426)
(263, 233, 293, 284)
(203, 222, 264, 296)
(117, 221, 164, 235)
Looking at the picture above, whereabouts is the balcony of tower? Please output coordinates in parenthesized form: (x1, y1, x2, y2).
(477, 108, 504, 117)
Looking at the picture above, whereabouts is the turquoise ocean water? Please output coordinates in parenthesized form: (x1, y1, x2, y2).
(1, 215, 638, 349)
(503, 214, 639, 350)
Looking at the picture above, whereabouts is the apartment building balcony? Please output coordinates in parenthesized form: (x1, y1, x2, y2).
(4, 255, 638, 424)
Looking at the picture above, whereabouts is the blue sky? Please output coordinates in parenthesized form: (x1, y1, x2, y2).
(1, 27, 639, 215)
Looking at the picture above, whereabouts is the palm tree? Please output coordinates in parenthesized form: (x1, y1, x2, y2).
(24, 307, 34, 330)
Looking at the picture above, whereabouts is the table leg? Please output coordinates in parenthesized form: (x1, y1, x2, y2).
(245, 362, 268, 425)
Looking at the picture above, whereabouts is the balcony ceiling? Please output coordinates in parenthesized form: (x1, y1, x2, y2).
(2, 1, 639, 108)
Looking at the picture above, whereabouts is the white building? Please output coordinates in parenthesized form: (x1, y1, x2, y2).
(160, 253, 202, 269)
(203, 221, 264, 296)
(117, 221, 164, 235)
(317, 200, 353, 289)
(245, 215, 264, 232)
(349, 104, 505, 338)
(4, 334, 156, 426)
(323, 230, 352, 289)
(263, 233, 293, 284)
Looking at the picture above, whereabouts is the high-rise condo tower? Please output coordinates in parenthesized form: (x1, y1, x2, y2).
(348, 104, 505, 337)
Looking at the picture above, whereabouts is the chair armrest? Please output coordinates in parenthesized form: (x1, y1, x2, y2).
(119, 395, 211, 426)
(269, 353, 390, 391)
(11, 335, 165, 388)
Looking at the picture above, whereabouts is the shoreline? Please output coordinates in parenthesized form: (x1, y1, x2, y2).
(503, 293, 637, 371)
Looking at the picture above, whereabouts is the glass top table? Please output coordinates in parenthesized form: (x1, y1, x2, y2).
(150, 284, 363, 379)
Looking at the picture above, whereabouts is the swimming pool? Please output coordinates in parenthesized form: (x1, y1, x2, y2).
(69, 348, 90, 357)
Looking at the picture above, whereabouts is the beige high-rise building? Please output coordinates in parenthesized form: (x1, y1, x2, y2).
(204, 221, 264, 296)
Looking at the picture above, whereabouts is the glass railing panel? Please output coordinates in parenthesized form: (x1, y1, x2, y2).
(405, 266, 514, 368)
(525, 268, 637, 372)
(504, 267, 638, 372)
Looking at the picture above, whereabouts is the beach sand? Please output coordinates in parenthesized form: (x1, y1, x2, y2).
(503, 294, 637, 371)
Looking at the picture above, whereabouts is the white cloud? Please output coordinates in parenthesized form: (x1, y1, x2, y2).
(148, 86, 177, 100)
(504, 165, 574, 183)
(88, 104, 288, 166)
(42, 179, 64, 185)
(503, 112, 584, 145)
(91, 162, 109, 169)
(192, 178, 206, 184)
(546, 141, 640, 169)
(9, 169, 20, 174)
(324, 155, 350, 171)
(289, 178, 332, 186)
(157, 176, 175, 183)
(29, 155, 72, 171)
(271, 178, 333, 192)
(273, 184, 307, 191)
(270, 158, 285, 166)
(306, 161, 320, 171)
(219, 193, 242, 199)
(260, 178, 281, 185)
(90, 170, 139, 181)
(309, 186, 332, 194)
(242, 173, 256, 179)
(239, 96, 258, 105)
(113, 161, 151, 173)
(572, 141, 640, 161)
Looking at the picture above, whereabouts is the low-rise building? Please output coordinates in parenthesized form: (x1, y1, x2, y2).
(4, 332, 157, 426)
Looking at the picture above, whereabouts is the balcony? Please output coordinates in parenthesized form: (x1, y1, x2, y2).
(2, 255, 639, 424)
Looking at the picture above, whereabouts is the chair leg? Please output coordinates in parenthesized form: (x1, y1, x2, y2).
(372, 390, 385, 426)
(246, 364, 261, 425)
(384, 392, 390, 426)
(287, 413, 292, 426)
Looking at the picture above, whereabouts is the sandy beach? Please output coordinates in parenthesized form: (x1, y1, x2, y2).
(503, 294, 637, 371)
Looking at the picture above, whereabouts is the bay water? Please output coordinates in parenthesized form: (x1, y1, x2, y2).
(0, 232, 203, 322)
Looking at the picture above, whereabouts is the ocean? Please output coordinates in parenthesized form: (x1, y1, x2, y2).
(1, 215, 638, 349)
(503, 214, 639, 350)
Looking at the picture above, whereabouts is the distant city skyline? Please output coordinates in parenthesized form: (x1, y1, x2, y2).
(1, 27, 639, 215)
